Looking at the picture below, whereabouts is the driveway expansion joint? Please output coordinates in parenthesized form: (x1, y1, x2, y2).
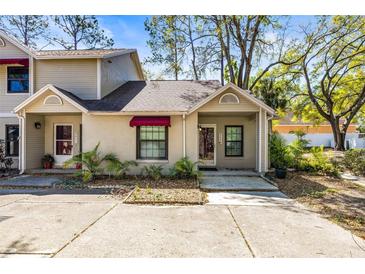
(50, 202, 119, 257)
(227, 205, 256, 258)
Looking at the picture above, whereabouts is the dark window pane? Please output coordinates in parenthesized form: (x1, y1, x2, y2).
(56, 125, 72, 140)
(225, 126, 243, 157)
(7, 67, 29, 93)
(56, 141, 72, 155)
(138, 126, 167, 160)
(6, 125, 19, 156)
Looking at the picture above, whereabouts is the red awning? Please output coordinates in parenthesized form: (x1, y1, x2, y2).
(129, 116, 171, 127)
(0, 58, 29, 66)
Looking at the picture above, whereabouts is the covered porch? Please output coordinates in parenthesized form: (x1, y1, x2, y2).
(14, 85, 87, 173)
(22, 113, 82, 171)
(197, 110, 268, 173)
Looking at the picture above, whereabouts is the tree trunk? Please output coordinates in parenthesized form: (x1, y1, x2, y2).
(220, 50, 224, 85)
(330, 120, 346, 151)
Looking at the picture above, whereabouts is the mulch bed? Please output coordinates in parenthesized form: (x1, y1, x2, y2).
(272, 171, 365, 240)
(56, 176, 206, 205)
(123, 178, 206, 205)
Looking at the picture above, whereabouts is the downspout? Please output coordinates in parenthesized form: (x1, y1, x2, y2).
(17, 110, 26, 174)
(182, 113, 186, 157)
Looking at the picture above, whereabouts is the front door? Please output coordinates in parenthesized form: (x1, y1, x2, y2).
(199, 124, 216, 166)
(54, 124, 73, 165)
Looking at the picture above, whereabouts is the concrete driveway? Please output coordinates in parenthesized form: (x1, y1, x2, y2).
(0, 189, 364, 258)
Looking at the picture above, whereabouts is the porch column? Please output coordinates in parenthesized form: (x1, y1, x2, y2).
(258, 108, 262, 172)
(17, 111, 26, 173)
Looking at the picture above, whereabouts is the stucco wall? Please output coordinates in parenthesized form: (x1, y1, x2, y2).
(82, 114, 184, 174)
(198, 114, 257, 169)
(34, 59, 98, 100)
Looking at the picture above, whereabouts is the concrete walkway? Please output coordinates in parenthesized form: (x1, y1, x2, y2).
(0, 175, 62, 188)
(0, 189, 364, 258)
(200, 175, 278, 191)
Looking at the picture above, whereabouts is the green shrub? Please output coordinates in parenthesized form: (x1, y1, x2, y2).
(106, 160, 138, 178)
(288, 130, 310, 169)
(269, 133, 292, 169)
(142, 165, 163, 181)
(343, 149, 365, 176)
(64, 142, 120, 183)
(305, 146, 339, 176)
(171, 157, 202, 179)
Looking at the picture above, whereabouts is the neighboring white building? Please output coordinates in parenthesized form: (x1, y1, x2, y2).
(273, 113, 365, 149)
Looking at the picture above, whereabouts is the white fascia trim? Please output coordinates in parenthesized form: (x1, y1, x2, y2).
(89, 111, 187, 116)
(14, 84, 88, 113)
(188, 83, 275, 115)
(34, 49, 136, 60)
(96, 58, 102, 99)
(0, 30, 36, 58)
(0, 113, 17, 118)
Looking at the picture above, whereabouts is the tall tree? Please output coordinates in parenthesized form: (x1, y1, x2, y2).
(0, 15, 49, 48)
(144, 16, 183, 80)
(145, 16, 221, 80)
(52, 16, 114, 50)
(292, 16, 365, 150)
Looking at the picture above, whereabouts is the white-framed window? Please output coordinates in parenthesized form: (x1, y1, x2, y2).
(219, 93, 240, 104)
(7, 66, 29, 94)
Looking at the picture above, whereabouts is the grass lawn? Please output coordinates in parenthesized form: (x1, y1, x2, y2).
(272, 171, 365, 240)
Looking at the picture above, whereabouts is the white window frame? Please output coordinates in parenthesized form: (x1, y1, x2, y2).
(219, 92, 240, 104)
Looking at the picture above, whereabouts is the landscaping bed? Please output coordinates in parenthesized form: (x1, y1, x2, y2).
(123, 178, 206, 205)
(272, 171, 365, 240)
(56, 176, 206, 205)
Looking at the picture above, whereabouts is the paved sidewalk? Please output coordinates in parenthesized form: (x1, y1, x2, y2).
(200, 176, 278, 191)
(0, 175, 62, 188)
(0, 190, 364, 258)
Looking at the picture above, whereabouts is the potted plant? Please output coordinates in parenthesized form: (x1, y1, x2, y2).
(42, 154, 55, 169)
(269, 133, 291, 179)
(274, 156, 289, 179)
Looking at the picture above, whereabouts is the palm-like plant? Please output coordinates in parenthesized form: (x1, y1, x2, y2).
(106, 159, 138, 178)
(172, 157, 202, 179)
(64, 142, 120, 182)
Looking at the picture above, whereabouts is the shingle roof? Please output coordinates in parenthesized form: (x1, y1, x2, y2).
(57, 80, 222, 112)
(34, 48, 134, 59)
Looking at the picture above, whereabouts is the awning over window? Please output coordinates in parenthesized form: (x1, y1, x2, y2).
(0, 58, 29, 66)
(129, 116, 171, 127)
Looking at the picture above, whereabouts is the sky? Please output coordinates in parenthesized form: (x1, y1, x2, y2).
(93, 15, 316, 79)
(4, 15, 316, 80)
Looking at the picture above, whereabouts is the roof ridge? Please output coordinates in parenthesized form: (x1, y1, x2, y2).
(36, 48, 128, 52)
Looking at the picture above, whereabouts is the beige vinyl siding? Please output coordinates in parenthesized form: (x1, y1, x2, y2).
(26, 114, 45, 169)
(82, 114, 183, 175)
(44, 115, 82, 157)
(34, 59, 97, 99)
(0, 65, 30, 112)
(0, 117, 19, 168)
(198, 115, 256, 169)
(100, 54, 141, 98)
(25, 90, 81, 113)
(197, 88, 260, 113)
(0, 37, 28, 58)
